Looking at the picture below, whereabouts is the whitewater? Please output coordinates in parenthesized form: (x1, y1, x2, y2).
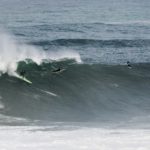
(0, 126, 150, 150)
(0, 31, 81, 76)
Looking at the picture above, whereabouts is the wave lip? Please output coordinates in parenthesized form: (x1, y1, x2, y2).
(0, 32, 81, 77)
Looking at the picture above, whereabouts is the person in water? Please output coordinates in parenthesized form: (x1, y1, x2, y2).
(52, 67, 61, 73)
(20, 70, 26, 78)
(127, 61, 132, 68)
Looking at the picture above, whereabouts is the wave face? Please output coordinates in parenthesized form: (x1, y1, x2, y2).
(0, 31, 150, 126)
(0, 61, 150, 126)
(0, 0, 150, 127)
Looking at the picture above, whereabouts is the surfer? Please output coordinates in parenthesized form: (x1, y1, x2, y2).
(20, 70, 26, 78)
(17, 70, 32, 84)
(127, 61, 132, 69)
(52, 67, 61, 73)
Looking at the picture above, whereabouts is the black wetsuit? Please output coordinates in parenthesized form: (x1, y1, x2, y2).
(20, 70, 26, 77)
(52, 68, 61, 73)
(127, 61, 132, 68)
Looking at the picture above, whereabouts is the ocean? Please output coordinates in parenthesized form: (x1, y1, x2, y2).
(0, 0, 150, 149)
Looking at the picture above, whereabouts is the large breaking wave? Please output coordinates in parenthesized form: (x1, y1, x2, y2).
(0, 31, 81, 77)
(0, 61, 150, 126)
(0, 31, 150, 127)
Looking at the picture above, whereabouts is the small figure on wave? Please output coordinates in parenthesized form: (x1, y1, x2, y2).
(127, 61, 132, 69)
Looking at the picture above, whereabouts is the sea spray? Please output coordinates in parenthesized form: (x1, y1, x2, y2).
(0, 31, 81, 76)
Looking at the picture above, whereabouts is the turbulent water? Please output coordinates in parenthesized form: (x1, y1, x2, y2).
(0, 0, 150, 149)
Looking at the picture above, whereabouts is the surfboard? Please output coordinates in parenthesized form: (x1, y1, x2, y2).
(16, 75, 32, 84)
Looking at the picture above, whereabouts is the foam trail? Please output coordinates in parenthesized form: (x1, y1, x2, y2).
(39, 89, 57, 97)
(0, 31, 81, 76)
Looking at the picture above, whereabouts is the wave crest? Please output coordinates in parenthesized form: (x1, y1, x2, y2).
(0, 31, 81, 76)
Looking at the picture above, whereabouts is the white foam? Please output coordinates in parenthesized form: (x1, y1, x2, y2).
(0, 114, 28, 124)
(0, 126, 149, 150)
(40, 89, 57, 97)
(0, 103, 4, 110)
(0, 96, 4, 109)
(0, 31, 81, 76)
(104, 20, 150, 25)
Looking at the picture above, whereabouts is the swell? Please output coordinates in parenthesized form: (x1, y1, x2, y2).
(30, 39, 150, 47)
(0, 62, 150, 124)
